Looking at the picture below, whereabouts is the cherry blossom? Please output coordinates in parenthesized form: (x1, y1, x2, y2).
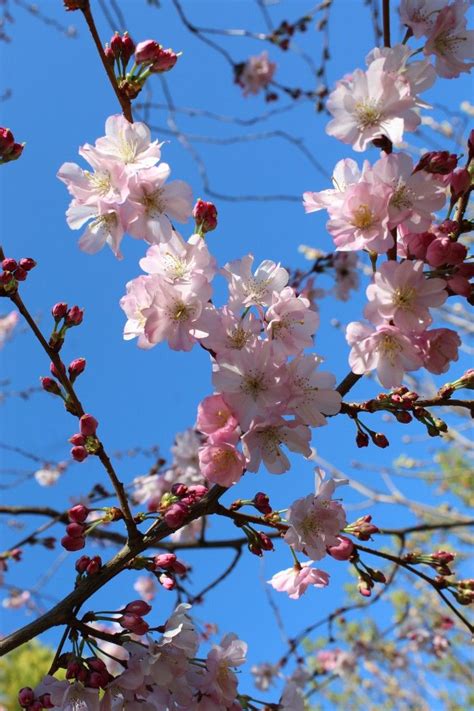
(198, 441, 245, 487)
(303, 157, 363, 214)
(346, 321, 423, 388)
(120, 274, 157, 349)
(400, 0, 445, 38)
(199, 633, 247, 706)
(66, 201, 127, 257)
(285, 355, 342, 427)
(237, 51, 276, 96)
(92, 114, 162, 171)
(139, 231, 216, 284)
(241, 416, 312, 474)
(424, 1, 474, 78)
(268, 562, 330, 599)
(34, 464, 64, 487)
(366, 44, 436, 101)
(57, 152, 128, 206)
(198, 304, 261, 356)
(265, 286, 320, 361)
(364, 260, 447, 332)
(222, 254, 289, 312)
(416, 328, 461, 374)
(196, 394, 240, 444)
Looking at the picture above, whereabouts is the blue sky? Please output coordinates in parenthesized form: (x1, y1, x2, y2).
(0, 0, 472, 704)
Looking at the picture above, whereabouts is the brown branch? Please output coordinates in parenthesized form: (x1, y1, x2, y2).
(382, 0, 391, 48)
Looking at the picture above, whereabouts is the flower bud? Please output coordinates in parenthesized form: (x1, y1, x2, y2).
(2, 258, 17, 271)
(258, 532, 274, 551)
(86, 556, 102, 575)
(450, 167, 471, 201)
(19, 257, 36, 271)
(415, 151, 457, 175)
(135, 39, 161, 63)
(110, 32, 123, 58)
(69, 357, 86, 379)
(69, 433, 86, 446)
(80, 413, 98, 437)
(14, 266, 28, 281)
(87, 657, 107, 672)
(171, 483, 188, 497)
(121, 32, 135, 63)
(328, 535, 354, 561)
(154, 553, 177, 569)
(124, 599, 152, 615)
(253, 492, 272, 514)
(193, 198, 218, 233)
(52, 302, 68, 321)
(0, 128, 14, 155)
(159, 573, 176, 590)
(61, 535, 85, 551)
(69, 504, 89, 524)
(164, 502, 189, 529)
(71, 445, 88, 462)
(75, 555, 91, 574)
(65, 305, 84, 326)
(39, 694, 54, 709)
(372, 432, 389, 448)
(66, 522, 85, 538)
(356, 431, 369, 448)
(118, 612, 150, 635)
(432, 550, 455, 565)
(18, 688, 35, 707)
(41, 376, 62, 396)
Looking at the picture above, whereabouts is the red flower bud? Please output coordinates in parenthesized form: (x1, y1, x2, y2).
(118, 613, 149, 635)
(124, 599, 152, 615)
(110, 32, 123, 58)
(253, 492, 272, 514)
(75, 555, 91, 574)
(19, 257, 36, 271)
(61, 535, 85, 551)
(171, 483, 188, 497)
(193, 198, 218, 233)
(69, 433, 86, 446)
(66, 522, 85, 538)
(86, 556, 102, 575)
(0, 128, 14, 155)
(328, 535, 354, 561)
(450, 167, 471, 201)
(135, 39, 161, 63)
(164, 502, 189, 529)
(121, 33, 135, 63)
(2, 258, 17, 271)
(150, 47, 179, 73)
(415, 151, 458, 175)
(104, 44, 115, 66)
(18, 688, 35, 707)
(258, 532, 274, 551)
(80, 413, 98, 437)
(373, 432, 389, 448)
(14, 266, 28, 281)
(65, 305, 84, 326)
(71, 445, 88, 462)
(356, 431, 369, 448)
(40, 376, 62, 396)
(154, 553, 177, 569)
(68, 358, 86, 378)
(52, 302, 68, 321)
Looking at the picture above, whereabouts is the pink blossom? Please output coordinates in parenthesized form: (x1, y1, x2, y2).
(448, 262, 474, 296)
(416, 328, 461, 374)
(198, 305, 261, 355)
(238, 52, 276, 96)
(241, 416, 312, 474)
(139, 231, 216, 284)
(366, 44, 436, 100)
(370, 152, 446, 233)
(36, 677, 100, 711)
(285, 355, 342, 427)
(125, 164, 194, 244)
(34, 465, 63, 487)
(142, 276, 212, 351)
(120, 274, 158, 349)
(66, 200, 127, 257)
(57, 153, 128, 207)
(268, 562, 330, 599)
(265, 286, 320, 360)
(196, 394, 240, 443)
(303, 158, 363, 214)
(364, 260, 447, 332)
(326, 58, 420, 151)
(424, 1, 474, 78)
(222, 254, 289, 312)
(284, 473, 347, 560)
(425, 236, 467, 267)
(326, 180, 393, 253)
(400, 0, 445, 38)
(92, 114, 162, 171)
(200, 633, 247, 705)
(346, 321, 423, 388)
(198, 441, 245, 487)
(212, 341, 286, 429)
(328, 535, 355, 561)
(0, 311, 18, 348)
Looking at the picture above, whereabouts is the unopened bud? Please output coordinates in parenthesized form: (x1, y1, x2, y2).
(41, 376, 62, 396)
(61, 535, 85, 552)
(356, 431, 369, 448)
(52, 302, 68, 321)
(193, 198, 218, 233)
(80, 413, 98, 437)
(68, 357, 86, 379)
(19, 257, 36, 271)
(372, 432, 389, 448)
(65, 305, 84, 326)
(18, 688, 35, 708)
(2, 258, 17, 271)
(71, 445, 88, 462)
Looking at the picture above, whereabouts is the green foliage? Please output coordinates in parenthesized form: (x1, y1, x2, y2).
(0, 641, 54, 710)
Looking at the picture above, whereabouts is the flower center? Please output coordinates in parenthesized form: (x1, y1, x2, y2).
(86, 170, 112, 196)
(351, 204, 375, 230)
(379, 334, 402, 364)
(393, 286, 416, 310)
(390, 183, 414, 210)
(141, 189, 166, 217)
(243, 277, 271, 305)
(241, 370, 267, 399)
(354, 101, 382, 128)
(169, 300, 193, 322)
(227, 326, 250, 349)
(164, 253, 188, 280)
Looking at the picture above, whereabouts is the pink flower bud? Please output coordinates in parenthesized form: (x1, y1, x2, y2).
(68, 504, 89, 523)
(187, 484, 208, 500)
(65, 305, 84, 326)
(50, 361, 66, 378)
(450, 167, 471, 201)
(18, 687, 35, 707)
(159, 573, 176, 590)
(171, 483, 188, 497)
(415, 151, 458, 175)
(432, 550, 455, 564)
(68, 357, 86, 378)
(2, 258, 17, 271)
(39, 694, 54, 709)
(8, 143, 24, 162)
(258, 532, 274, 551)
(52, 302, 68, 320)
(104, 44, 115, 66)
(66, 522, 85, 538)
(118, 612, 150, 635)
(110, 32, 123, 58)
(373, 433, 389, 448)
(15, 266, 28, 281)
(164, 502, 189, 529)
(358, 581, 372, 597)
(87, 672, 103, 689)
(86, 556, 102, 575)
(61, 535, 85, 551)
(86, 657, 107, 672)
(248, 542, 263, 557)
(40, 376, 62, 396)
(19, 257, 36, 271)
(66, 660, 82, 679)
(124, 599, 152, 615)
(0, 128, 14, 154)
(75, 555, 91, 574)
(154, 553, 177, 569)
(193, 198, 218, 233)
(69, 433, 86, 446)
(135, 39, 161, 63)
(71, 445, 88, 462)
(80, 413, 98, 437)
(121, 33, 135, 63)
(254, 492, 272, 514)
(328, 535, 355, 561)
(426, 236, 467, 268)
(150, 47, 179, 73)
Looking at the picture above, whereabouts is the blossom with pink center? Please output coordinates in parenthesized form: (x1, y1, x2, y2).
(285, 355, 342, 427)
(222, 254, 289, 312)
(200, 633, 247, 705)
(57, 152, 128, 207)
(268, 562, 330, 599)
(120, 274, 158, 349)
(415, 328, 461, 374)
(326, 180, 393, 253)
(212, 341, 286, 429)
(326, 58, 420, 151)
(265, 286, 320, 361)
(424, 1, 474, 79)
(0, 311, 18, 348)
(139, 231, 216, 284)
(303, 158, 363, 214)
(364, 260, 447, 332)
(198, 305, 261, 355)
(238, 51, 276, 96)
(241, 416, 312, 474)
(196, 394, 240, 444)
(92, 114, 162, 171)
(125, 164, 194, 244)
(66, 200, 127, 257)
(370, 152, 446, 233)
(366, 44, 436, 101)
(284, 473, 347, 560)
(400, 0, 445, 38)
(346, 321, 423, 388)
(198, 441, 245, 487)
(142, 276, 212, 351)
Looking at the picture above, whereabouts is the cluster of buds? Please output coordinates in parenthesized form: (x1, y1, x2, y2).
(65, 655, 112, 689)
(353, 559, 386, 598)
(61, 504, 89, 552)
(193, 198, 218, 235)
(159, 482, 208, 528)
(69, 414, 100, 462)
(117, 599, 152, 635)
(18, 688, 53, 710)
(75, 554, 102, 577)
(0, 126, 24, 164)
(354, 426, 389, 449)
(0, 547, 22, 573)
(404, 550, 455, 578)
(344, 515, 379, 541)
(452, 579, 474, 606)
(327, 535, 355, 561)
(49, 302, 84, 352)
(0, 256, 36, 294)
(268, 15, 311, 51)
(415, 150, 458, 176)
(152, 552, 188, 591)
(104, 33, 180, 100)
(439, 368, 474, 398)
(245, 527, 274, 557)
(41, 357, 86, 400)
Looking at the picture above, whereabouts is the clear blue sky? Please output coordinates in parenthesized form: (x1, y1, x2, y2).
(0, 0, 472, 704)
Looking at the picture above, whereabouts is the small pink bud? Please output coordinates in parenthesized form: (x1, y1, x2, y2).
(80, 413, 98, 437)
(121, 32, 135, 63)
(19, 257, 36, 271)
(248, 542, 263, 557)
(124, 599, 152, 615)
(450, 167, 471, 201)
(432, 550, 455, 564)
(87, 672, 103, 689)
(66, 522, 85, 538)
(68, 357, 86, 378)
(253, 492, 272, 514)
(415, 151, 458, 175)
(65, 305, 84, 326)
(358, 581, 372, 597)
(2, 258, 17, 271)
(150, 46, 179, 73)
(69, 433, 86, 446)
(171, 483, 188, 496)
(328, 535, 355, 561)
(71, 445, 88, 462)
(75, 555, 91, 574)
(135, 39, 160, 63)
(52, 302, 68, 320)
(258, 532, 274, 551)
(118, 612, 150, 635)
(86, 657, 107, 672)
(61, 535, 85, 552)
(154, 553, 177, 569)
(40, 376, 62, 395)
(68, 504, 89, 523)
(164, 502, 189, 529)
(14, 266, 28, 281)
(193, 198, 218, 233)
(104, 44, 115, 65)
(18, 688, 35, 707)
(110, 32, 123, 58)
(50, 361, 65, 378)
(159, 573, 176, 590)
(187, 484, 208, 500)
(0, 128, 14, 154)
(86, 556, 102, 575)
